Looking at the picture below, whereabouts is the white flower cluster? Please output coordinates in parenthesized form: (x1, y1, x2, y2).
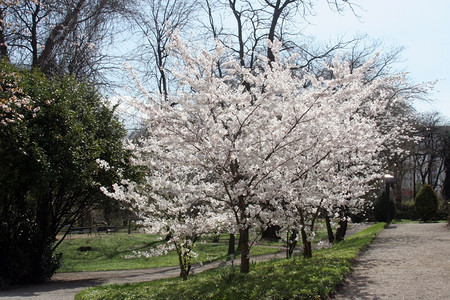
(0, 70, 40, 126)
(124, 244, 175, 259)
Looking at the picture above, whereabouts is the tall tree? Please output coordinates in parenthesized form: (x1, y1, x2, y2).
(201, 0, 356, 68)
(0, 0, 133, 82)
(0, 61, 134, 286)
(108, 36, 417, 274)
(130, 0, 198, 101)
(413, 113, 447, 192)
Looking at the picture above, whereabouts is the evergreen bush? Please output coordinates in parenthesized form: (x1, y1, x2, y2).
(0, 61, 133, 287)
(414, 185, 439, 222)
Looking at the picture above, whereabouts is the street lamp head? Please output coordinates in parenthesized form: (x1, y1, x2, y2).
(384, 174, 396, 184)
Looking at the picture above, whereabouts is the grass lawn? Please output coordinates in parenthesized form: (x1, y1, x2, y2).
(56, 233, 280, 272)
(75, 223, 385, 300)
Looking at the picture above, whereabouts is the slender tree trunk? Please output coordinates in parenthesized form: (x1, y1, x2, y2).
(413, 157, 417, 200)
(394, 168, 404, 212)
(212, 234, 220, 243)
(299, 209, 313, 258)
(35, 0, 86, 72)
(176, 247, 188, 281)
(0, 8, 8, 59)
(324, 214, 335, 243)
(300, 226, 312, 258)
(236, 233, 242, 251)
(227, 233, 235, 255)
(335, 218, 348, 242)
(287, 229, 297, 258)
(239, 227, 250, 273)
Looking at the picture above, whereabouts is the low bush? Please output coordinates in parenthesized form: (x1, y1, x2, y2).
(395, 201, 419, 220)
(415, 185, 439, 222)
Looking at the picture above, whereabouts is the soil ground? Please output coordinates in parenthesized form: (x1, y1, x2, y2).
(0, 223, 447, 300)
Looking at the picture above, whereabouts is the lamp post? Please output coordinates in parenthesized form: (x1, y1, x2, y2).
(384, 174, 396, 227)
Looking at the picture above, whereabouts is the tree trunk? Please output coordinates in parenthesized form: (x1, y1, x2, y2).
(176, 248, 189, 281)
(236, 233, 242, 251)
(300, 226, 312, 258)
(227, 233, 235, 255)
(239, 227, 250, 273)
(0, 8, 8, 59)
(212, 234, 220, 243)
(325, 214, 335, 243)
(35, 0, 86, 72)
(394, 169, 404, 213)
(335, 218, 348, 242)
(287, 229, 297, 258)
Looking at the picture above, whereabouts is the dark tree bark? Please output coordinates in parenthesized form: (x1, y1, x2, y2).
(334, 218, 348, 242)
(239, 227, 250, 273)
(286, 229, 297, 258)
(324, 214, 335, 243)
(300, 226, 312, 258)
(0, 7, 8, 59)
(227, 233, 235, 255)
(34, 0, 86, 72)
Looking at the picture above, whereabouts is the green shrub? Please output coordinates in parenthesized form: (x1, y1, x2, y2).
(396, 201, 420, 220)
(414, 185, 439, 222)
(373, 192, 396, 222)
(0, 60, 133, 287)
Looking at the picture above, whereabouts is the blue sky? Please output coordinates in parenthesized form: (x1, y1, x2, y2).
(304, 0, 450, 120)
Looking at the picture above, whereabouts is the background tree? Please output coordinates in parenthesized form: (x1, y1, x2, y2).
(413, 113, 447, 194)
(0, 60, 134, 286)
(441, 129, 450, 224)
(0, 0, 134, 82)
(130, 0, 199, 101)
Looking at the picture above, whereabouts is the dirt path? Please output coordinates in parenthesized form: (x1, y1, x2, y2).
(334, 223, 450, 300)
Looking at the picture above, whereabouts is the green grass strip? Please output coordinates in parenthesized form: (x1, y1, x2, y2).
(75, 223, 385, 300)
(56, 233, 279, 272)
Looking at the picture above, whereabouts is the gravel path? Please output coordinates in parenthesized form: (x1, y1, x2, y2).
(334, 223, 450, 300)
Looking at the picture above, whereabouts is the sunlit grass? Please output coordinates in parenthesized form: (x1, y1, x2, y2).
(56, 233, 279, 272)
(75, 223, 385, 299)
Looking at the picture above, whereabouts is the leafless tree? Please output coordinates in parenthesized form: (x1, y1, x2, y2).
(414, 113, 447, 192)
(1, 0, 135, 83)
(199, 0, 358, 69)
(129, 0, 199, 101)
